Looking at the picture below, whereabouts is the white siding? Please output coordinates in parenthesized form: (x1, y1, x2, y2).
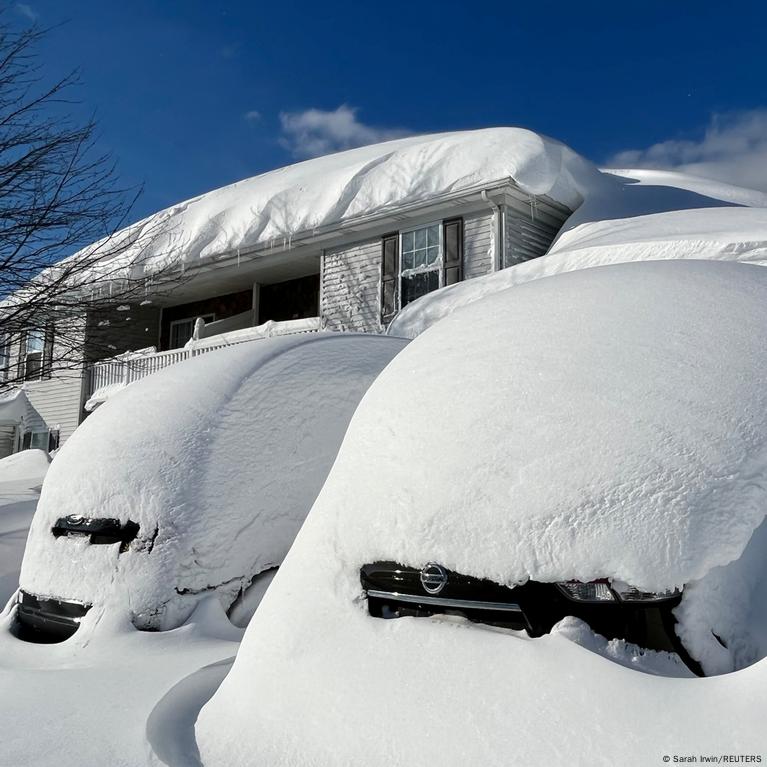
(463, 211, 495, 279)
(5, 318, 86, 447)
(321, 239, 382, 333)
(22, 368, 84, 443)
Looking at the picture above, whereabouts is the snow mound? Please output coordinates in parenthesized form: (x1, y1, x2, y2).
(19, 332, 406, 630)
(197, 261, 767, 766)
(323, 260, 767, 593)
(389, 169, 767, 339)
(551, 617, 694, 678)
(71, 128, 602, 279)
(0, 450, 50, 485)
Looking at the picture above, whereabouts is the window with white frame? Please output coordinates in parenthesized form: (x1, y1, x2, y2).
(24, 329, 45, 381)
(169, 314, 215, 349)
(400, 223, 442, 307)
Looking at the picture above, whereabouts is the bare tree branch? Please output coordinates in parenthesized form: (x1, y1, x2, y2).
(0, 18, 186, 394)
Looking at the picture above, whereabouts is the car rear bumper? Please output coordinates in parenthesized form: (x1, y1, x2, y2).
(360, 562, 703, 674)
(15, 590, 91, 642)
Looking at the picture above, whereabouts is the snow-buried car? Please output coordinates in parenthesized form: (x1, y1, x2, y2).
(197, 260, 767, 767)
(13, 332, 407, 641)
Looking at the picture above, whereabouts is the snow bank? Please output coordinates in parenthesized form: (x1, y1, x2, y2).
(0, 450, 50, 484)
(63, 128, 601, 281)
(198, 261, 767, 766)
(0, 591, 240, 767)
(19, 332, 406, 631)
(389, 169, 767, 338)
(0, 451, 47, 604)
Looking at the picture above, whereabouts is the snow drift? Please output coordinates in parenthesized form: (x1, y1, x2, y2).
(0, 450, 50, 484)
(18, 332, 407, 631)
(389, 168, 767, 338)
(198, 260, 767, 766)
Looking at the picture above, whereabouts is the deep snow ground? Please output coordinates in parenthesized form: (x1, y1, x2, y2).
(0, 454, 238, 767)
(0, 451, 49, 604)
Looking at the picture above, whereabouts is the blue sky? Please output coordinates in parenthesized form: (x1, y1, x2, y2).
(15, 0, 767, 221)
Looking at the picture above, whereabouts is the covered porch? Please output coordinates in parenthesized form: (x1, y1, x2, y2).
(83, 252, 323, 407)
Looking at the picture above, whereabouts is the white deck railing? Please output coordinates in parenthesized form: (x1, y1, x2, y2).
(85, 316, 321, 401)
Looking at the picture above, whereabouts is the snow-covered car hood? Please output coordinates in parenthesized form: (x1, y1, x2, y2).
(197, 260, 767, 766)
(18, 333, 407, 629)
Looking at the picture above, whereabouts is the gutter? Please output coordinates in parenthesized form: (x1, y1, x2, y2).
(481, 190, 503, 271)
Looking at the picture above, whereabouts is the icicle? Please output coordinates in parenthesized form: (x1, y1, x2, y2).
(529, 194, 538, 221)
(237, 248, 241, 268)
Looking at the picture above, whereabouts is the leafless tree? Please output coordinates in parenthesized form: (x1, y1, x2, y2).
(0, 18, 184, 394)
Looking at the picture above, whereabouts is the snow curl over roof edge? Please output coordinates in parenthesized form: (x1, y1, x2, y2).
(389, 169, 767, 339)
(67, 128, 603, 280)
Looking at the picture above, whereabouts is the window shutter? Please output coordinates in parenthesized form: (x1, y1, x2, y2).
(381, 233, 399, 325)
(442, 218, 463, 286)
(16, 330, 27, 381)
(43, 323, 55, 379)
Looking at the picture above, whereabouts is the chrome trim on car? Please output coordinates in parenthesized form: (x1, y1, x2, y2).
(366, 589, 523, 613)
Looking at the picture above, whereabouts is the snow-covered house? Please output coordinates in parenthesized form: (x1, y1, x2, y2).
(0, 128, 597, 457)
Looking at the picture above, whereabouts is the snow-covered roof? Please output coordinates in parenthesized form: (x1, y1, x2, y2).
(75, 128, 602, 280)
(389, 168, 767, 338)
(197, 260, 767, 766)
(0, 390, 30, 425)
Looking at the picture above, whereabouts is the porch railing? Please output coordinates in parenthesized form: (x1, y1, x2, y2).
(85, 316, 321, 402)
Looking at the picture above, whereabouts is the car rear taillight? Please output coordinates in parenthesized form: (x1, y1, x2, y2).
(556, 579, 616, 602)
(611, 580, 680, 602)
(557, 579, 679, 603)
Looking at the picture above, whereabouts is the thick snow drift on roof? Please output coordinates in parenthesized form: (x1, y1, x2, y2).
(198, 261, 767, 766)
(389, 169, 767, 338)
(0, 390, 31, 425)
(19, 332, 406, 630)
(73, 128, 601, 279)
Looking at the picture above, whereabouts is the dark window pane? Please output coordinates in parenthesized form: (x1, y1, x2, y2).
(25, 352, 42, 381)
(401, 270, 440, 306)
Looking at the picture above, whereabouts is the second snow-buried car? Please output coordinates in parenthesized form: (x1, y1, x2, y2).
(196, 260, 767, 767)
(14, 332, 407, 640)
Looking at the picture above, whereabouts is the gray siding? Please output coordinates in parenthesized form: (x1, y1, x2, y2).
(85, 304, 162, 362)
(503, 203, 569, 268)
(321, 214, 498, 333)
(321, 239, 382, 333)
(463, 211, 495, 279)
(0, 425, 17, 459)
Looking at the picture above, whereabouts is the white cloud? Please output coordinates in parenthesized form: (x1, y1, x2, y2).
(279, 105, 413, 159)
(608, 109, 767, 193)
(15, 3, 38, 21)
(243, 110, 261, 122)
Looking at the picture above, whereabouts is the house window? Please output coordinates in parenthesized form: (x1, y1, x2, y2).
(381, 219, 462, 326)
(22, 429, 50, 451)
(400, 223, 442, 307)
(168, 314, 215, 349)
(24, 330, 45, 381)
